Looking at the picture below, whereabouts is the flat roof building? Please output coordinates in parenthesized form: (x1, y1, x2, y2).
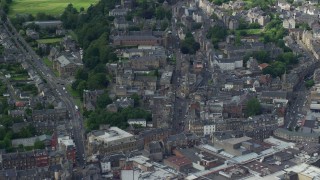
(285, 163, 320, 180)
(87, 127, 137, 154)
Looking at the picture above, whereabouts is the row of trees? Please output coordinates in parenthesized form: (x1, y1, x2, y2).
(11, 12, 57, 30)
(136, 0, 171, 20)
(210, 0, 275, 10)
(244, 51, 270, 64)
(206, 25, 227, 48)
(0, 0, 11, 14)
(71, 69, 109, 100)
(0, 115, 42, 151)
(60, 2, 155, 129)
(248, 0, 276, 10)
(210, 0, 230, 5)
(60, 2, 118, 98)
(86, 107, 152, 130)
(262, 17, 287, 44)
(0, 81, 7, 97)
(243, 49, 298, 77)
(180, 32, 200, 54)
(0, 44, 3, 55)
(238, 18, 261, 30)
(246, 98, 261, 117)
(262, 52, 298, 77)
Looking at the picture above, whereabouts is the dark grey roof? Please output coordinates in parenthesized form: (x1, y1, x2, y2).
(139, 128, 171, 137)
(114, 35, 159, 41)
(275, 128, 320, 138)
(148, 141, 162, 150)
(261, 91, 287, 99)
(128, 118, 146, 122)
(167, 132, 198, 142)
(134, 75, 157, 82)
(12, 122, 30, 133)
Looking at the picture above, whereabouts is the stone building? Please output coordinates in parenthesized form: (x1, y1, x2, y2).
(87, 127, 137, 155)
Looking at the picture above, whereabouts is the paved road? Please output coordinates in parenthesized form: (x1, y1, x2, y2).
(172, 49, 189, 132)
(284, 39, 320, 130)
(1, 19, 86, 166)
(285, 82, 308, 129)
(170, 9, 189, 132)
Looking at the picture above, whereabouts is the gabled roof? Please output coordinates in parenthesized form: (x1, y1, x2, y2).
(57, 55, 70, 67)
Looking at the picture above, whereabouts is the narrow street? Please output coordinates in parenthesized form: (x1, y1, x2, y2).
(1, 18, 86, 166)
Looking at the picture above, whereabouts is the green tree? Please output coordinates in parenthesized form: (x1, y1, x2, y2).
(305, 79, 315, 88)
(211, 13, 219, 20)
(96, 92, 112, 109)
(35, 12, 56, 21)
(263, 18, 287, 43)
(130, 93, 140, 107)
(0, 127, 6, 140)
(263, 61, 285, 77)
(155, 6, 166, 20)
(180, 32, 200, 54)
(18, 144, 24, 150)
(277, 39, 292, 52)
(47, 104, 54, 109)
(191, 23, 202, 30)
(296, 22, 311, 30)
(207, 25, 227, 45)
(34, 140, 45, 149)
(252, 51, 270, 63)
(249, 0, 274, 10)
(61, 4, 79, 29)
(75, 69, 88, 81)
(15, 125, 36, 138)
(276, 52, 298, 65)
(0, 98, 9, 114)
(0, 45, 4, 55)
(76, 80, 87, 96)
(86, 107, 151, 130)
(238, 18, 249, 30)
(248, 23, 261, 29)
(212, 0, 230, 5)
(246, 98, 262, 116)
(34, 102, 44, 110)
(0, 116, 13, 128)
(87, 73, 108, 90)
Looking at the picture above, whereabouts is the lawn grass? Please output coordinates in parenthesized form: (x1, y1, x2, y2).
(11, 75, 29, 81)
(68, 30, 78, 42)
(66, 84, 79, 98)
(9, 0, 98, 16)
(36, 38, 62, 44)
(42, 58, 59, 76)
(236, 28, 262, 35)
(53, 70, 59, 77)
(43, 58, 53, 68)
(243, 0, 253, 5)
(66, 84, 82, 112)
(246, 29, 262, 35)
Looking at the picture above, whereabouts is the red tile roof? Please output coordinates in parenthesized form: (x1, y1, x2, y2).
(15, 101, 25, 107)
(258, 63, 269, 70)
(165, 156, 192, 167)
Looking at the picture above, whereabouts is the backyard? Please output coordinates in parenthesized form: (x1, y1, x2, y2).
(36, 38, 62, 44)
(42, 58, 59, 77)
